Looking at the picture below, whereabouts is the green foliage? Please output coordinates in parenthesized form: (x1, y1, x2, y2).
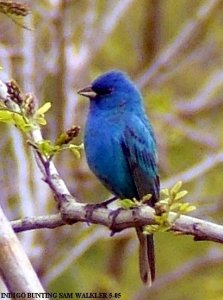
(55, 126, 81, 146)
(34, 139, 83, 159)
(32, 124, 83, 159)
(119, 181, 195, 234)
(0, 82, 83, 160)
(0, 110, 33, 131)
(1, 1, 223, 298)
(119, 193, 152, 209)
(32, 102, 51, 125)
(144, 181, 196, 234)
(0, 102, 51, 132)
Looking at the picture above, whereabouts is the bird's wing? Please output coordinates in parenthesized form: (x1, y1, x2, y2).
(121, 117, 159, 203)
(121, 116, 159, 285)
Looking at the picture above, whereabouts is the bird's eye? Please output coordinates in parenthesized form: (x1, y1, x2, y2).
(94, 87, 114, 96)
(105, 87, 114, 95)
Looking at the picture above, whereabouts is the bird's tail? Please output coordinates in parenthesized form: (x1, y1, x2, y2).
(136, 227, 155, 287)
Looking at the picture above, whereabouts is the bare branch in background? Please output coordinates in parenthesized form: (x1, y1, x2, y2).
(43, 227, 109, 285)
(162, 151, 223, 188)
(134, 247, 223, 300)
(137, 0, 223, 88)
(0, 78, 222, 262)
(150, 41, 215, 87)
(0, 205, 47, 295)
(74, 0, 135, 70)
(16, 12, 49, 254)
(176, 70, 223, 115)
(0, 1, 223, 294)
(158, 113, 219, 148)
(9, 127, 36, 251)
(93, 0, 135, 53)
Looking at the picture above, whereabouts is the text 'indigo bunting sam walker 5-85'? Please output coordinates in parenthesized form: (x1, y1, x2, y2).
(78, 70, 160, 287)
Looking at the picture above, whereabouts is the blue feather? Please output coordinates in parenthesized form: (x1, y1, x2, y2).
(79, 70, 159, 285)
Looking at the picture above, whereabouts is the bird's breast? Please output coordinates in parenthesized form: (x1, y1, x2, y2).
(84, 115, 136, 198)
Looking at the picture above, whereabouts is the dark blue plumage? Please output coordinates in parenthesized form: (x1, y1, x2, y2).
(78, 70, 159, 286)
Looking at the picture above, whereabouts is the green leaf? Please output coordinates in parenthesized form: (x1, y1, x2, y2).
(12, 113, 31, 132)
(34, 116, 47, 125)
(119, 198, 138, 209)
(141, 193, 152, 203)
(160, 188, 169, 196)
(0, 110, 15, 123)
(33, 102, 51, 126)
(170, 203, 181, 210)
(178, 203, 190, 212)
(152, 181, 195, 233)
(159, 198, 170, 205)
(185, 205, 196, 212)
(171, 181, 182, 196)
(178, 203, 196, 213)
(35, 140, 83, 158)
(69, 147, 81, 159)
(37, 140, 60, 156)
(36, 102, 51, 115)
(0, 110, 34, 132)
(175, 190, 188, 200)
(143, 225, 160, 234)
(68, 143, 83, 159)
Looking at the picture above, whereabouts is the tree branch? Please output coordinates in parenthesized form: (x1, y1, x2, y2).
(0, 76, 223, 295)
(11, 213, 65, 232)
(0, 205, 48, 296)
(10, 202, 223, 244)
(0, 78, 223, 246)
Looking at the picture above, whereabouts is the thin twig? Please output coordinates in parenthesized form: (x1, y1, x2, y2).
(43, 227, 108, 285)
(162, 151, 223, 188)
(137, 0, 223, 88)
(176, 70, 223, 115)
(0, 79, 223, 246)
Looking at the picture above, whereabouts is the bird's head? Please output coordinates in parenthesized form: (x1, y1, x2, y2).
(78, 70, 142, 111)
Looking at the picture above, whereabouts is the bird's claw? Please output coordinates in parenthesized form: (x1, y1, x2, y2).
(85, 197, 118, 225)
(99, 196, 118, 208)
(109, 208, 122, 236)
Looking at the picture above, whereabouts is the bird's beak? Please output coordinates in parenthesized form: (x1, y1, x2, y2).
(77, 86, 97, 99)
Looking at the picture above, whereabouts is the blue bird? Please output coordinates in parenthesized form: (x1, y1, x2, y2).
(78, 70, 159, 286)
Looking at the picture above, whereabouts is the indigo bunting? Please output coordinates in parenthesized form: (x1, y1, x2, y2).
(78, 70, 159, 286)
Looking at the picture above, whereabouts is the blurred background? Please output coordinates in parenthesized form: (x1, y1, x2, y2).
(1, 0, 223, 299)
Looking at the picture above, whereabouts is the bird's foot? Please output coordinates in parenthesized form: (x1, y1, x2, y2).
(98, 196, 118, 208)
(85, 196, 118, 224)
(109, 208, 123, 236)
